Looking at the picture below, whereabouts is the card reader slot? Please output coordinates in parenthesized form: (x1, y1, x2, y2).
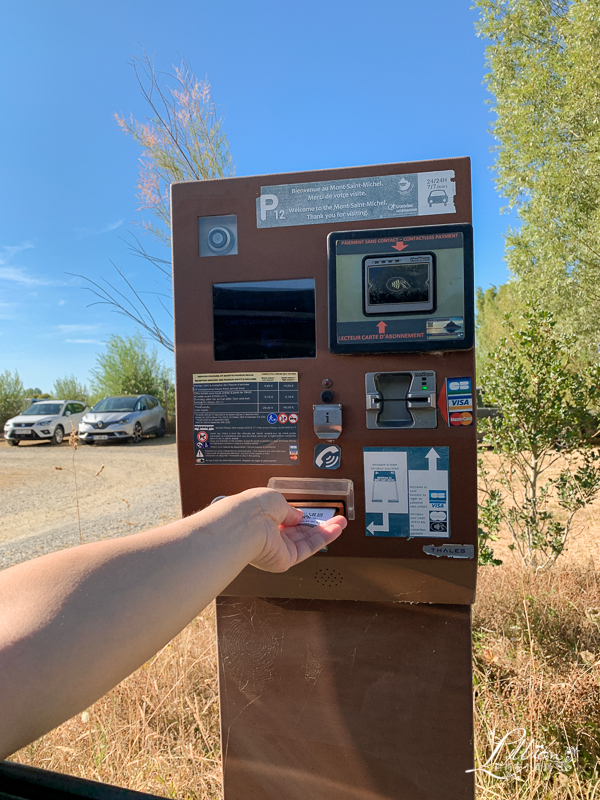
(365, 371, 437, 430)
(374, 373, 414, 428)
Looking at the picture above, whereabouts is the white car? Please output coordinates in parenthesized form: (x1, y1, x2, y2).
(4, 400, 88, 446)
(78, 395, 166, 445)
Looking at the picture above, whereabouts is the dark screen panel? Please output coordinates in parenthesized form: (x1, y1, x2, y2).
(213, 279, 316, 361)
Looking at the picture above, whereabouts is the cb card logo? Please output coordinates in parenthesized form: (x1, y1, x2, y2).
(314, 443, 341, 470)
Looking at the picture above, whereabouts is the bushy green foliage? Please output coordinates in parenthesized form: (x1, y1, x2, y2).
(478, 305, 600, 569)
(476, 283, 524, 375)
(24, 388, 51, 399)
(475, 0, 600, 364)
(0, 370, 26, 428)
(53, 375, 90, 405)
(90, 334, 169, 400)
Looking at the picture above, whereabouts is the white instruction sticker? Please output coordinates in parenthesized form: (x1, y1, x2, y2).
(363, 447, 450, 538)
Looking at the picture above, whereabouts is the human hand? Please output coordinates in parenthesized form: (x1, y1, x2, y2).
(240, 488, 347, 573)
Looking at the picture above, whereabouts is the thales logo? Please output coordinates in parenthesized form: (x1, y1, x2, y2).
(386, 277, 410, 292)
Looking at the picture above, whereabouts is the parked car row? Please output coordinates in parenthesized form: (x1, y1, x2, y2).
(3, 395, 166, 446)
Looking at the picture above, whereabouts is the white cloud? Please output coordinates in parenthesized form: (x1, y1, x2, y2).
(57, 324, 101, 333)
(58, 299, 66, 306)
(0, 242, 61, 287)
(75, 220, 123, 236)
(1, 242, 34, 260)
(0, 265, 53, 286)
(66, 338, 104, 344)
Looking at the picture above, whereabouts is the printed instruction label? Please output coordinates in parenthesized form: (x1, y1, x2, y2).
(257, 171, 456, 228)
(193, 373, 299, 465)
(363, 447, 450, 538)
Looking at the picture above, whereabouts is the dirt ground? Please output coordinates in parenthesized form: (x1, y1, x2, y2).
(0, 435, 181, 566)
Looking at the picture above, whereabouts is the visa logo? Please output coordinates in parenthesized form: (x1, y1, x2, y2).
(448, 395, 473, 410)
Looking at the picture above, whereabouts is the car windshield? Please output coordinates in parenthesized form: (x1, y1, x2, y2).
(21, 403, 63, 416)
(92, 397, 139, 413)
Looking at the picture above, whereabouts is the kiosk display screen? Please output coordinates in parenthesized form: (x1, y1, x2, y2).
(213, 278, 316, 361)
(364, 255, 434, 315)
(328, 223, 474, 354)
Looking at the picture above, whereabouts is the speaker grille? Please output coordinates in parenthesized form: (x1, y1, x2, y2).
(314, 567, 344, 587)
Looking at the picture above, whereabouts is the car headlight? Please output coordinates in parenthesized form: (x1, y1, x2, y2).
(36, 419, 53, 426)
(117, 416, 131, 424)
(82, 415, 91, 423)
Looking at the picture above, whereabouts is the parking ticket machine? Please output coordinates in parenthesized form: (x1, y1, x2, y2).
(172, 158, 477, 800)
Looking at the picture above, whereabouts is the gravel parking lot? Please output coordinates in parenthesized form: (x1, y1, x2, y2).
(0, 435, 181, 570)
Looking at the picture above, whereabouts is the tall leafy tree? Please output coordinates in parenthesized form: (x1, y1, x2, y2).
(475, 282, 524, 376)
(115, 52, 233, 245)
(53, 375, 90, 405)
(0, 370, 25, 428)
(475, 0, 600, 364)
(90, 333, 169, 399)
(478, 305, 600, 569)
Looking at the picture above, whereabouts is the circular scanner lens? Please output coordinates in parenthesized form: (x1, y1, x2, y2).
(207, 226, 233, 253)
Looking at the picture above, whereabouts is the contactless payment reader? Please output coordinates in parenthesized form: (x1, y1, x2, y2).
(172, 157, 477, 800)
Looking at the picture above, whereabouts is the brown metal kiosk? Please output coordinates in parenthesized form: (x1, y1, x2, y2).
(171, 158, 477, 800)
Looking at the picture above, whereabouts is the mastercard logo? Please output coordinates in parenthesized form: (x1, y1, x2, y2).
(450, 411, 473, 426)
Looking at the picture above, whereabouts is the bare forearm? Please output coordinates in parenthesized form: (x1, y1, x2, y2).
(0, 492, 263, 758)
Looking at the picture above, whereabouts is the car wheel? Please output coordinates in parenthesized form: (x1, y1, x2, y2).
(131, 422, 143, 444)
(51, 426, 64, 445)
(157, 418, 166, 438)
(7, 438, 19, 446)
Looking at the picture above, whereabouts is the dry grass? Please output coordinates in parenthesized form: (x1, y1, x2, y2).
(11, 606, 222, 799)
(473, 563, 600, 798)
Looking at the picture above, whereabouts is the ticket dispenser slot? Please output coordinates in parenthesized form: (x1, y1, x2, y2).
(366, 370, 436, 429)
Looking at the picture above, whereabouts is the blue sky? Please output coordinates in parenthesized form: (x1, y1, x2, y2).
(0, 0, 514, 393)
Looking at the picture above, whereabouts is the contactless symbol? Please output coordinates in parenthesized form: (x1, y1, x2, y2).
(288, 413, 298, 424)
(430, 521, 448, 532)
(197, 431, 208, 442)
(267, 413, 278, 424)
(314, 443, 341, 470)
(278, 413, 288, 424)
